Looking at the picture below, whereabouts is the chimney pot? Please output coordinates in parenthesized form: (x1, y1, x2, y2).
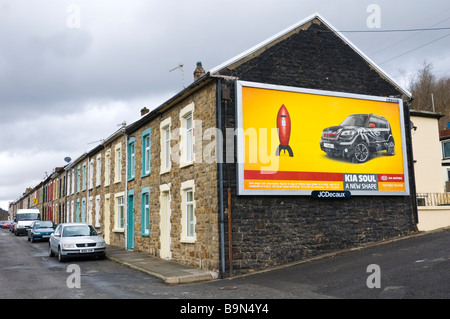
(193, 61, 206, 81)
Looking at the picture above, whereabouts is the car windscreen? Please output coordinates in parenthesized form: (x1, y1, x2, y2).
(62, 225, 97, 237)
(340, 115, 368, 127)
(16, 213, 40, 221)
(34, 221, 53, 229)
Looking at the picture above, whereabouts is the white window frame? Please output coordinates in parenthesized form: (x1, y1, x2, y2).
(96, 154, 101, 187)
(179, 102, 195, 168)
(67, 171, 71, 196)
(160, 117, 172, 174)
(180, 179, 196, 243)
(105, 150, 111, 186)
(114, 143, 122, 183)
(71, 169, 75, 195)
(88, 158, 94, 190)
(128, 137, 136, 180)
(114, 192, 125, 232)
(88, 196, 93, 225)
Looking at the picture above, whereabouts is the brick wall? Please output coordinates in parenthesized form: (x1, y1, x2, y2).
(218, 20, 417, 275)
(125, 81, 220, 271)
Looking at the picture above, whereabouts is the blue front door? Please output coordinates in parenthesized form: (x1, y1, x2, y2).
(127, 190, 134, 250)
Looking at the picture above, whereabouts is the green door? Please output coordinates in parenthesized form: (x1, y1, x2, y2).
(127, 190, 134, 250)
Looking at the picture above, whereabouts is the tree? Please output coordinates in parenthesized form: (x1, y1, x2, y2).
(410, 62, 450, 130)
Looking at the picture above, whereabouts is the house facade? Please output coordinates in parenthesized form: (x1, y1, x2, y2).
(10, 14, 418, 277)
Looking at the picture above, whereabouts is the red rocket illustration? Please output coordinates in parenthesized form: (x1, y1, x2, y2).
(276, 104, 293, 157)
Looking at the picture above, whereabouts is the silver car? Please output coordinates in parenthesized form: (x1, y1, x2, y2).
(49, 223, 106, 262)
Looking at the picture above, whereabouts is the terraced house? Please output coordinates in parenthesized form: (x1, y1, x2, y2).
(10, 14, 419, 277)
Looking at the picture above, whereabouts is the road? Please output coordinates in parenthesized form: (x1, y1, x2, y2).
(1, 227, 449, 301)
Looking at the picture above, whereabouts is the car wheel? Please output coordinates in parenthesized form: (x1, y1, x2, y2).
(48, 244, 55, 257)
(353, 141, 370, 163)
(387, 139, 395, 156)
(58, 247, 66, 262)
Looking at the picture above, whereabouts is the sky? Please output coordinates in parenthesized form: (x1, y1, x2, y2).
(1, 0, 450, 210)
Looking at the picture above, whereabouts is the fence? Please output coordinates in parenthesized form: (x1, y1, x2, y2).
(416, 193, 450, 207)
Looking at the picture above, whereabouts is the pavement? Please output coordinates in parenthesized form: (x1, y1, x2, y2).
(105, 244, 218, 284)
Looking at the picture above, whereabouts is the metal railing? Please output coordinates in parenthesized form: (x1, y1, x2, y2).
(416, 193, 450, 207)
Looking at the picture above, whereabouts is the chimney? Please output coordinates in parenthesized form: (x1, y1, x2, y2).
(141, 107, 149, 116)
(193, 61, 205, 81)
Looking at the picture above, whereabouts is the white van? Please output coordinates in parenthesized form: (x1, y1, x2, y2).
(14, 209, 40, 236)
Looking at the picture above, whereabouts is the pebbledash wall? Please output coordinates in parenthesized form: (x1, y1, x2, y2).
(10, 14, 418, 277)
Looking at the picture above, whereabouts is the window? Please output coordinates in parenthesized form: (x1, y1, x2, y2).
(77, 166, 81, 193)
(67, 171, 71, 196)
(71, 169, 75, 194)
(88, 159, 94, 190)
(141, 187, 150, 236)
(87, 197, 93, 225)
(142, 128, 151, 177)
(76, 199, 80, 222)
(185, 113, 193, 163)
(71, 200, 74, 223)
(128, 137, 136, 180)
(105, 150, 111, 186)
(114, 193, 125, 231)
(443, 141, 450, 159)
(164, 127, 170, 168)
(115, 143, 122, 183)
(180, 179, 195, 242)
(96, 154, 101, 187)
(160, 118, 171, 174)
(82, 162, 87, 191)
(186, 189, 194, 238)
(66, 200, 70, 223)
(179, 102, 195, 168)
(81, 197, 86, 222)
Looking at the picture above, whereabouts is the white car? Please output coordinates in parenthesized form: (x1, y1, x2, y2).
(49, 223, 106, 262)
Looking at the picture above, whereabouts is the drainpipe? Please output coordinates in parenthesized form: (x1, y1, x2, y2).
(223, 88, 233, 277)
(124, 129, 129, 250)
(217, 78, 226, 278)
(406, 102, 419, 226)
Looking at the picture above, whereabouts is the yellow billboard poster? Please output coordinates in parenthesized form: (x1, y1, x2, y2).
(235, 81, 410, 196)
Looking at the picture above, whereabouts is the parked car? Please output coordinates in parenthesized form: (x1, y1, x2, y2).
(27, 220, 55, 243)
(49, 223, 106, 262)
(320, 113, 395, 163)
(1, 221, 12, 229)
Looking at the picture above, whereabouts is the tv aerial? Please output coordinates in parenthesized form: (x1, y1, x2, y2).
(169, 62, 185, 89)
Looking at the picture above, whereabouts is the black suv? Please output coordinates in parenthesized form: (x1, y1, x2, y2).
(320, 114, 395, 163)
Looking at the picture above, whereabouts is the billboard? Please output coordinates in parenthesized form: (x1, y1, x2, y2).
(236, 81, 410, 196)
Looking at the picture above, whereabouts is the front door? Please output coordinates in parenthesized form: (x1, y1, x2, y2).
(127, 190, 134, 250)
(160, 190, 171, 259)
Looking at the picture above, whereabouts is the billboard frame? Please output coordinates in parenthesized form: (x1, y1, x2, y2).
(235, 80, 410, 196)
